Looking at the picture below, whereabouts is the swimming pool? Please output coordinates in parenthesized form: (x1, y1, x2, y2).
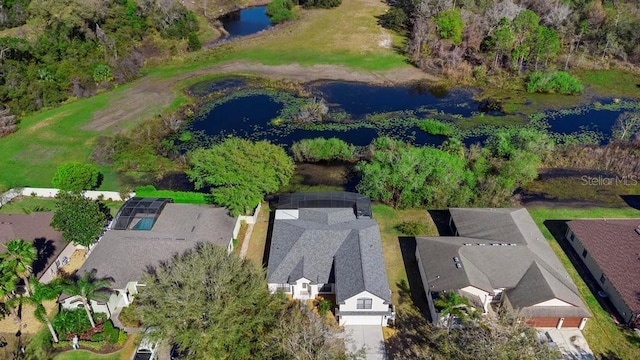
(132, 218, 155, 230)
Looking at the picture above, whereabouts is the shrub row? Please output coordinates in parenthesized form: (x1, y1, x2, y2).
(418, 119, 457, 137)
(526, 71, 584, 95)
(291, 138, 356, 162)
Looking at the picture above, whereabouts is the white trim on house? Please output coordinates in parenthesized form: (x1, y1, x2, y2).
(533, 298, 574, 307)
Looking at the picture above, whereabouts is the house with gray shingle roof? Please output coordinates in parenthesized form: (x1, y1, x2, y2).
(267, 192, 393, 326)
(416, 208, 590, 329)
(59, 198, 237, 319)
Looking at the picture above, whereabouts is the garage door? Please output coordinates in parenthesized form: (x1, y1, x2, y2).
(561, 317, 582, 328)
(527, 317, 560, 327)
(340, 315, 383, 326)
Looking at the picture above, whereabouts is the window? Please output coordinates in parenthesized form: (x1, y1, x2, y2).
(356, 298, 372, 310)
(600, 274, 606, 284)
(582, 249, 588, 258)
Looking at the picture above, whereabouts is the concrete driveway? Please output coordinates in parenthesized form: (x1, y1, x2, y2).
(344, 325, 386, 360)
(541, 329, 595, 360)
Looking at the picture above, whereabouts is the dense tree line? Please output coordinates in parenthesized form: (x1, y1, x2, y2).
(356, 129, 552, 208)
(0, 0, 199, 115)
(383, 0, 640, 78)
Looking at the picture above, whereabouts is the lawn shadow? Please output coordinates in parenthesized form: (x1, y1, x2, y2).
(397, 236, 430, 320)
(261, 210, 276, 269)
(543, 220, 624, 322)
(427, 210, 452, 236)
(620, 195, 640, 210)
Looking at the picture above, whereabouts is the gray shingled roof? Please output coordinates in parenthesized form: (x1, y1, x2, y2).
(77, 203, 236, 289)
(267, 208, 391, 303)
(417, 208, 590, 318)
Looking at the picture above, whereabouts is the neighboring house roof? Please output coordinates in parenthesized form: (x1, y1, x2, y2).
(77, 203, 236, 289)
(0, 212, 67, 278)
(417, 208, 590, 318)
(567, 219, 640, 316)
(267, 207, 391, 303)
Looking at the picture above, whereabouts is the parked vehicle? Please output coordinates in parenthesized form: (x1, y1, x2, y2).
(132, 333, 159, 360)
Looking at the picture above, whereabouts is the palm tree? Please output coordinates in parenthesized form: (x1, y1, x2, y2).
(7, 277, 62, 343)
(434, 291, 472, 333)
(0, 238, 37, 295)
(0, 269, 18, 299)
(62, 271, 112, 328)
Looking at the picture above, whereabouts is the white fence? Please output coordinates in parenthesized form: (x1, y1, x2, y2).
(0, 187, 134, 209)
(232, 202, 262, 241)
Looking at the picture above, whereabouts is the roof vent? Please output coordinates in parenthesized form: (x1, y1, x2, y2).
(478, 243, 486, 246)
(463, 243, 472, 246)
(490, 243, 499, 246)
(635, 227, 640, 235)
(453, 256, 460, 262)
(455, 263, 463, 269)
(509, 243, 517, 246)
(500, 243, 508, 246)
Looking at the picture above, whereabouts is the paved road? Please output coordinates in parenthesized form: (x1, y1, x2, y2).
(344, 325, 386, 360)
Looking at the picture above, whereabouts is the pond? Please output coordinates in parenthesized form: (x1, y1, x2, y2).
(189, 79, 639, 148)
(220, 6, 271, 38)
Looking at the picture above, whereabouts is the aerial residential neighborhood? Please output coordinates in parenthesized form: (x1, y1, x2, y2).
(1, 0, 640, 360)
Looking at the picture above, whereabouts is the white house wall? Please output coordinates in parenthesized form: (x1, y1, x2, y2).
(339, 291, 388, 312)
(460, 286, 491, 312)
(39, 242, 76, 284)
(534, 298, 573, 307)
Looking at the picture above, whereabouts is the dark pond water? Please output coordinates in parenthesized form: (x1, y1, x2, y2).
(190, 93, 449, 147)
(313, 82, 480, 118)
(220, 6, 271, 38)
(190, 80, 635, 147)
(545, 106, 620, 138)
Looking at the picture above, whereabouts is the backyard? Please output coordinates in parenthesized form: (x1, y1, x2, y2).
(0, 196, 123, 217)
(528, 206, 640, 359)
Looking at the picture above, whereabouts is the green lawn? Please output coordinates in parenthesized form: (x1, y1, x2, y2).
(0, 87, 125, 191)
(577, 69, 640, 99)
(0, 196, 123, 216)
(230, 0, 408, 71)
(528, 206, 640, 359)
(53, 350, 121, 360)
(372, 205, 437, 305)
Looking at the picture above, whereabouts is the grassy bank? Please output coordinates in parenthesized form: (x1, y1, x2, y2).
(0, 92, 111, 190)
(230, 0, 408, 71)
(577, 69, 640, 99)
(528, 206, 640, 359)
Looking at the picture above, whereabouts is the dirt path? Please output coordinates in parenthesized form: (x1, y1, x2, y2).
(85, 61, 438, 132)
